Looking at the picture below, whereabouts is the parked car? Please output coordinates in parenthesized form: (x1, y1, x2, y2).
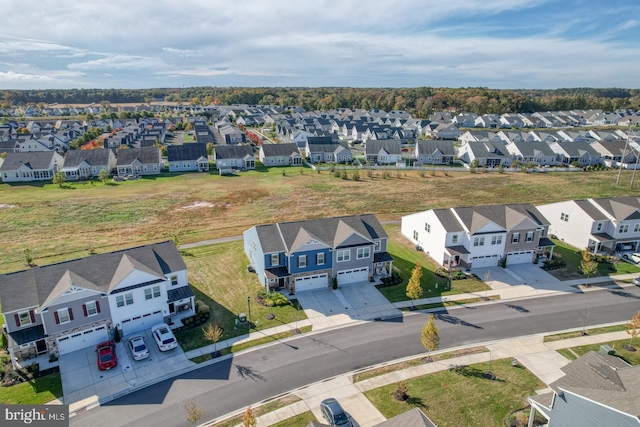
(320, 398, 353, 427)
(622, 252, 640, 263)
(633, 277, 640, 286)
(96, 340, 118, 371)
(128, 335, 150, 360)
(151, 323, 178, 351)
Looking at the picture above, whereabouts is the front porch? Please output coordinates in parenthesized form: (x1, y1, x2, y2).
(166, 285, 196, 329)
(373, 252, 394, 278)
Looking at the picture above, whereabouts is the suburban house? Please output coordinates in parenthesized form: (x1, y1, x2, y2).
(401, 204, 554, 269)
(365, 139, 403, 165)
(214, 145, 255, 171)
(457, 141, 511, 167)
(305, 140, 352, 164)
(61, 148, 116, 180)
(167, 142, 209, 172)
(243, 214, 393, 293)
(258, 142, 302, 167)
(537, 196, 640, 254)
(0, 241, 193, 367)
(115, 147, 163, 176)
(528, 351, 640, 427)
(0, 151, 64, 183)
(504, 140, 557, 166)
(414, 140, 456, 165)
(548, 141, 602, 166)
(217, 124, 246, 144)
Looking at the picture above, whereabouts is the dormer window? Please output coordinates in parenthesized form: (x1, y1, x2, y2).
(271, 254, 279, 266)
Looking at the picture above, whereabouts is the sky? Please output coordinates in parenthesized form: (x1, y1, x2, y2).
(1, 0, 639, 90)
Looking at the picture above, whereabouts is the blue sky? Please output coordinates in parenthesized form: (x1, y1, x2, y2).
(0, 0, 639, 90)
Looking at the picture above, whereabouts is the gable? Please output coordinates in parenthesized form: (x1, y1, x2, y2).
(109, 268, 166, 292)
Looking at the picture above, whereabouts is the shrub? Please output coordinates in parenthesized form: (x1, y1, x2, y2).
(333, 169, 341, 178)
(195, 300, 210, 315)
(352, 170, 360, 181)
(114, 327, 121, 343)
(392, 382, 409, 401)
(542, 255, 566, 270)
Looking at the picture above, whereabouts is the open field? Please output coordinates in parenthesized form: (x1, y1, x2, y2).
(2, 169, 638, 274)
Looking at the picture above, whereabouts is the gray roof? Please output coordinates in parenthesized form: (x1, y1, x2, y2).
(253, 214, 387, 255)
(307, 142, 347, 153)
(62, 148, 113, 168)
(465, 142, 508, 158)
(306, 136, 333, 144)
(215, 145, 254, 160)
(549, 351, 640, 416)
(416, 140, 455, 156)
(167, 143, 208, 162)
(508, 141, 556, 157)
(375, 408, 437, 427)
(574, 200, 609, 221)
(0, 241, 186, 313)
(365, 139, 402, 155)
(115, 147, 161, 165)
(0, 151, 57, 171)
(260, 143, 300, 157)
(554, 141, 600, 157)
(590, 197, 640, 221)
(433, 204, 549, 233)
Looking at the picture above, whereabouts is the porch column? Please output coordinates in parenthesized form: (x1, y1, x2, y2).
(548, 246, 554, 260)
(388, 260, 393, 276)
(527, 406, 537, 427)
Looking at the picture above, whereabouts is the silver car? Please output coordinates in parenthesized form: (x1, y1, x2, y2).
(320, 398, 353, 427)
(128, 335, 150, 360)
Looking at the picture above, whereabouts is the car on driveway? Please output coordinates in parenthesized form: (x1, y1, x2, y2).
(128, 335, 150, 360)
(622, 252, 640, 263)
(151, 323, 178, 351)
(96, 341, 118, 371)
(320, 398, 353, 426)
(633, 277, 640, 286)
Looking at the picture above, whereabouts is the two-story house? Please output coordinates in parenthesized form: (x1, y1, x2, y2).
(537, 196, 640, 254)
(401, 204, 553, 270)
(243, 214, 393, 293)
(0, 241, 192, 366)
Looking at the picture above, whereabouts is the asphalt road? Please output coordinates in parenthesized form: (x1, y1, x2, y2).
(71, 287, 640, 427)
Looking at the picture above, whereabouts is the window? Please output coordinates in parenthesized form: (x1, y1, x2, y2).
(298, 255, 307, 268)
(337, 250, 350, 262)
(452, 235, 458, 244)
(271, 254, 279, 266)
(84, 301, 99, 316)
(425, 223, 431, 233)
(491, 235, 502, 245)
(473, 237, 485, 247)
(512, 233, 520, 244)
(374, 240, 381, 251)
(116, 293, 134, 307)
(413, 230, 419, 240)
(144, 286, 161, 300)
(560, 213, 569, 222)
(526, 231, 534, 242)
(635, 224, 640, 233)
(56, 308, 72, 324)
(17, 311, 33, 326)
(316, 253, 325, 265)
(596, 223, 603, 232)
(619, 224, 629, 234)
(357, 247, 371, 259)
(170, 275, 178, 286)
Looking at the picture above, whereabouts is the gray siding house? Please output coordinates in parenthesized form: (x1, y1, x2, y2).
(259, 143, 302, 167)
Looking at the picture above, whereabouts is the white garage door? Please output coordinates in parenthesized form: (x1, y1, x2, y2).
(470, 255, 499, 268)
(337, 267, 369, 285)
(295, 274, 328, 292)
(120, 310, 164, 336)
(57, 325, 109, 355)
(506, 251, 533, 265)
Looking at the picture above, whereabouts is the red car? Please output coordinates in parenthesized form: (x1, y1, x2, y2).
(96, 340, 118, 371)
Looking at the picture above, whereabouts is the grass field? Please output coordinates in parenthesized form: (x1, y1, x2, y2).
(543, 324, 628, 342)
(0, 372, 62, 405)
(364, 358, 545, 427)
(562, 339, 640, 366)
(2, 169, 640, 274)
(546, 239, 640, 279)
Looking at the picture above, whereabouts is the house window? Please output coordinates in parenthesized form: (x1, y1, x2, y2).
(116, 293, 134, 307)
(473, 237, 485, 247)
(271, 254, 279, 266)
(170, 275, 178, 286)
(337, 250, 350, 262)
(413, 230, 419, 241)
(425, 223, 431, 233)
(317, 253, 325, 265)
(634, 224, 640, 233)
(57, 308, 72, 324)
(491, 235, 502, 245)
(17, 311, 33, 326)
(452, 235, 458, 244)
(596, 223, 603, 232)
(357, 247, 371, 259)
(145, 286, 161, 300)
(560, 213, 569, 222)
(374, 241, 381, 251)
(526, 231, 534, 242)
(619, 224, 629, 234)
(298, 255, 307, 268)
(512, 233, 520, 244)
(84, 301, 99, 316)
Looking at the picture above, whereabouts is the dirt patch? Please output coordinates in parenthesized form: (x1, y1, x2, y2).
(175, 201, 228, 211)
(0, 204, 17, 209)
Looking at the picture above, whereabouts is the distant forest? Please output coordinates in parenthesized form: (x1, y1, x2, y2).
(2, 87, 640, 116)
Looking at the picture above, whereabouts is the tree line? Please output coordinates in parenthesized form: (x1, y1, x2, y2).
(2, 87, 640, 116)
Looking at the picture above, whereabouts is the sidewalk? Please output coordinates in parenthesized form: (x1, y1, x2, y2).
(207, 329, 631, 427)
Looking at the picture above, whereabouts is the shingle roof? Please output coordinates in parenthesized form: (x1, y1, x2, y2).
(260, 143, 300, 157)
(590, 197, 640, 221)
(62, 148, 113, 168)
(0, 241, 185, 313)
(0, 151, 57, 171)
(432, 204, 549, 233)
(115, 147, 161, 165)
(416, 140, 455, 156)
(167, 143, 208, 162)
(365, 139, 402, 155)
(215, 145, 254, 160)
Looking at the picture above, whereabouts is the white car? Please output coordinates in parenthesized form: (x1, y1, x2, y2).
(151, 323, 178, 351)
(128, 335, 150, 360)
(623, 253, 640, 263)
(632, 277, 640, 287)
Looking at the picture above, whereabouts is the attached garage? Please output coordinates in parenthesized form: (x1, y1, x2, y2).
(120, 310, 164, 336)
(470, 255, 499, 268)
(506, 251, 533, 265)
(337, 267, 369, 285)
(57, 325, 109, 355)
(295, 274, 328, 292)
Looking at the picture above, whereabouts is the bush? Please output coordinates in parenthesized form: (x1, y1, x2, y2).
(542, 255, 566, 270)
(114, 327, 121, 343)
(434, 268, 467, 280)
(392, 382, 409, 401)
(195, 300, 210, 315)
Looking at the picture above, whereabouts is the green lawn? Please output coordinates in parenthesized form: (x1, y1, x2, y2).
(0, 372, 62, 405)
(271, 412, 317, 427)
(564, 339, 640, 366)
(364, 359, 545, 427)
(544, 324, 628, 342)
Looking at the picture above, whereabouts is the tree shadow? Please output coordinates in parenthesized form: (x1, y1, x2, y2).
(406, 396, 428, 410)
(434, 313, 483, 329)
(233, 364, 266, 382)
(452, 365, 505, 382)
(504, 304, 530, 313)
(609, 290, 640, 299)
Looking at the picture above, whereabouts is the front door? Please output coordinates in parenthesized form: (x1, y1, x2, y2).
(36, 339, 47, 354)
(169, 302, 175, 314)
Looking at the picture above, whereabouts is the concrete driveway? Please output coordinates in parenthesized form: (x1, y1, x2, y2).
(294, 282, 402, 330)
(474, 264, 561, 291)
(61, 329, 193, 406)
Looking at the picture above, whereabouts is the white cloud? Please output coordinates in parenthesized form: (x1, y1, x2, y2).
(162, 47, 201, 57)
(68, 55, 166, 71)
(0, 71, 52, 81)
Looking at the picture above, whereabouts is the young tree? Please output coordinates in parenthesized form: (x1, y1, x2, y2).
(183, 401, 205, 425)
(626, 311, 640, 348)
(23, 248, 33, 267)
(580, 250, 598, 287)
(53, 171, 66, 188)
(421, 314, 440, 361)
(406, 264, 423, 310)
(242, 406, 256, 427)
(202, 323, 223, 356)
(98, 169, 109, 183)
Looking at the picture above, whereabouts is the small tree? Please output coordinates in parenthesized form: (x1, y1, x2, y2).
(392, 381, 409, 401)
(183, 401, 205, 425)
(202, 323, 223, 355)
(98, 169, 109, 183)
(406, 264, 423, 310)
(421, 314, 440, 361)
(242, 406, 257, 427)
(626, 311, 640, 349)
(53, 171, 66, 188)
(23, 248, 33, 267)
(580, 250, 598, 287)
(172, 234, 180, 247)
